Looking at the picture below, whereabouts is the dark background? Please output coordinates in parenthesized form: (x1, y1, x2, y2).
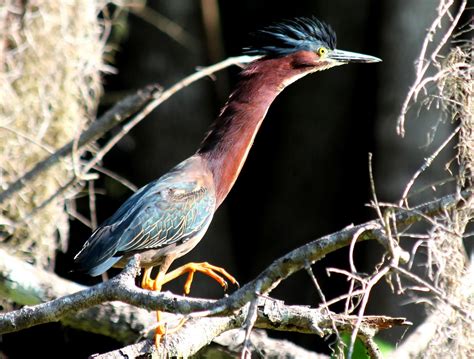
(1, 0, 457, 357)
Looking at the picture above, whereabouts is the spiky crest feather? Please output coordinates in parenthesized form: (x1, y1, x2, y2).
(244, 16, 337, 57)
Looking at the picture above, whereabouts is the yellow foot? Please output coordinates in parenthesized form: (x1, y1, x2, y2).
(141, 267, 166, 291)
(153, 312, 188, 347)
(141, 267, 155, 290)
(154, 320, 164, 347)
(163, 262, 239, 295)
(141, 262, 234, 346)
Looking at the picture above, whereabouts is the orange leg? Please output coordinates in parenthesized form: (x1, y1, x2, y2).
(154, 308, 165, 347)
(141, 267, 154, 290)
(141, 261, 238, 346)
(141, 260, 173, 346)
(162, 262, 239, 295)
(150, 268, 190, 345)
(154, 313, 187, 346)
(141, 268, 167, 345)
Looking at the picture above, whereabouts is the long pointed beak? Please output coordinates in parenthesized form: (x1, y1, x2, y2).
(329, 49, 381, 63)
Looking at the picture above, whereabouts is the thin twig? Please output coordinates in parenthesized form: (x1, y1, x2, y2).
(317, 289, 366, 310)
(392, 265, 472, 319)
(369, 153, 408, 265)
(397, 0, 467, 135)
(128, 5, 196, 50)
(399, 126, 461, 206)
(67, 205, 92, 228)
(358, 328, 383, 359)
(0, 85, 161, 205)
(91, 165, 138, 192)
(21, 177, 81, 221)
(346, 225, 377, 317)
(326, 267, 367, 316)
(0, 125, 54, 153)
(88, 180, 97, 230)
(306, 265, 341, 344)
(347, 266, 390, 359)
(327, 268, 366, 284)
(368, 153, 384, 223)
(241, 297, 259, 359)
(376, 202, 459, 237)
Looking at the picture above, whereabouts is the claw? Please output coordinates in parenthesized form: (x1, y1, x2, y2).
(163, 262, 238, 295)
(141, 262, 238, 346)
(141, 267, 155, 290)
(154, 317, 165, 347)
(153, 315, 187, 346)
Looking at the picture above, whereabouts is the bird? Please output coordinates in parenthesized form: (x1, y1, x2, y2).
(74, 16, 381, 344)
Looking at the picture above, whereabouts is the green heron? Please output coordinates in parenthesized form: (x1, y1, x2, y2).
(74, 16, 381, 343)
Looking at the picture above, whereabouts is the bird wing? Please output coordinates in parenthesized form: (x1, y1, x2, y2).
(116, 179, 214, 253)
(74, 157, 216, 276)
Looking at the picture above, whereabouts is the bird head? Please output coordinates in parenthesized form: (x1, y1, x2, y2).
(244, 16, 381, 72)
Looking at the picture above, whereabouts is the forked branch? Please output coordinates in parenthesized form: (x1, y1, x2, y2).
(0, 191, 465, 336)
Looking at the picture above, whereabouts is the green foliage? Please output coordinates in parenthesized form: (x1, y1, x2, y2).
(333, 334, 394, 358)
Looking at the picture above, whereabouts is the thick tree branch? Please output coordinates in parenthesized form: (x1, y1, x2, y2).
(95, 312, 407, 358)
(0, 191, 465, 338)
(203, 190, 467, 317)
(2, 191, 455, 356)
(211, 329, 330, 359)
(0, 247, 408, 357)
(0, 254, 212, 335)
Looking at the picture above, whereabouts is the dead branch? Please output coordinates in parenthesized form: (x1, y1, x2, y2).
(94, 328, 332, 359)
(0, 190, 464, 355)
(0, 247, 408, 357)
(91, 309, 408, 358)
(389, 259, 474, 358)
(0, 248, 155, 342)
(212, 329, 330, 359)
(397, 0, 467, 136)
(0, 55, 259, 207)
(0, 85, 160, 205)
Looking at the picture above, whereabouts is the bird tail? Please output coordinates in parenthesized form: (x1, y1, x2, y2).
(74, 226, 122, 276)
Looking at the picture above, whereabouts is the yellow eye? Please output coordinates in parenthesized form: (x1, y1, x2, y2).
(318, 47, 328, 57)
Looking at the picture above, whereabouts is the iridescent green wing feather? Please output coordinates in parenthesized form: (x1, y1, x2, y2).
(74, 158, 215, 276)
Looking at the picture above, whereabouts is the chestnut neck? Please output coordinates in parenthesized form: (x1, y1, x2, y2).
(198, 52, 316, 207)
